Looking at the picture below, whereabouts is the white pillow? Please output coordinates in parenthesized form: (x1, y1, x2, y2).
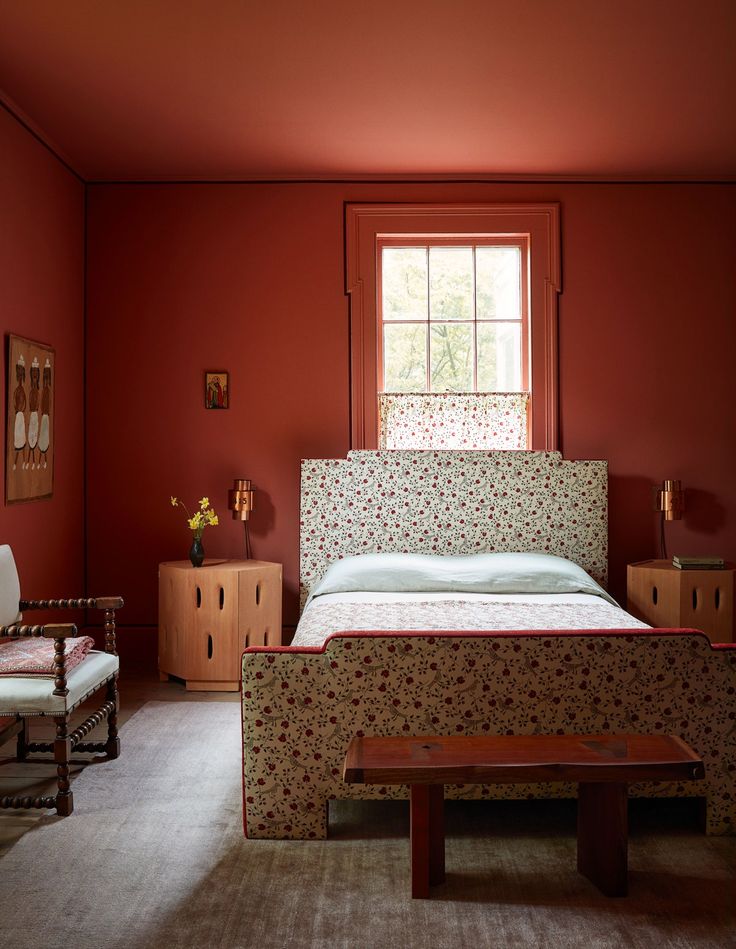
(309, 551, 617, 606)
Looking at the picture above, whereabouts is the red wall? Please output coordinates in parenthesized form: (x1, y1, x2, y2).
(0, 107, 85, 598)
(86, 182, 736, 636)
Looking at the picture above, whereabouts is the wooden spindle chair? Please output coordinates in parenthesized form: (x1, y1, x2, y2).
(0, 544, 123, 816)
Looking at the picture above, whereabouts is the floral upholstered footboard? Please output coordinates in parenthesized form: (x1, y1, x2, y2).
(241, 629, 736, 840)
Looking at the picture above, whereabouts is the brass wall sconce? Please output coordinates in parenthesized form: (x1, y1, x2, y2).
(228, 478, 254, 559)
(654, 479, 684, 559)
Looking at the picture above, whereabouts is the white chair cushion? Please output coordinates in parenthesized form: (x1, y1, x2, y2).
(0, 650, 119, 716)
(0, 545, 21, 627)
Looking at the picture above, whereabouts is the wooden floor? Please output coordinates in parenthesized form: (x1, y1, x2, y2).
(0, 663, 238, 854)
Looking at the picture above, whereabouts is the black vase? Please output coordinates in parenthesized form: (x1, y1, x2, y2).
(189, 535, 205, 568)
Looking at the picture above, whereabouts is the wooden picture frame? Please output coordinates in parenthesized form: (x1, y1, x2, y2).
(5, 335, 55, 503)
(205, 370, 229, 409)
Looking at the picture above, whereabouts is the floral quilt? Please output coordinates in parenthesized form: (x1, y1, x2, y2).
(291, 596, 648, 648)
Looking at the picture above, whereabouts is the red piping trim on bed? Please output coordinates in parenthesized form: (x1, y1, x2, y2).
(244, 627, 733, 657)
(240, 667, 249, 838)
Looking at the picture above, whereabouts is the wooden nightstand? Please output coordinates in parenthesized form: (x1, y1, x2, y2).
(158, 559, 282, 690)
(627, 559, 734, 643)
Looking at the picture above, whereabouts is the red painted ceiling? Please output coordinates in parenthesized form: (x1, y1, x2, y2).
(0, 1, 734, 181)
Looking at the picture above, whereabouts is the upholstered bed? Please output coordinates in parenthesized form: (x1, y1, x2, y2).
(241, 451, 736, 839)
(290, 552, 647, 649)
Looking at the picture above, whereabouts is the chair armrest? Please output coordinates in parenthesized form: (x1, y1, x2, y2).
(18, 597, 123, 656)
(0, 621, 78, 638)
(19, 596, 124, 611)
(0, 622, 78, 696)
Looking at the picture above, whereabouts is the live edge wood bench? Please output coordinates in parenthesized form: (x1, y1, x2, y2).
(343, 734, 704, 899)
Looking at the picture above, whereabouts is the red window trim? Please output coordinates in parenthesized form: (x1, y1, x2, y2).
(345, 203, 561, 451)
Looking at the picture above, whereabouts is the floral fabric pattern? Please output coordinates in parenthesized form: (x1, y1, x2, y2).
(300, 451, 608, 610)
(378, 392, 529, 450)
(242, 631, 736, 840)
(292, 598, 647, 648)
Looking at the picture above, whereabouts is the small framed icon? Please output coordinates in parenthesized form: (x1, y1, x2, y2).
(204, 371, 229, 409)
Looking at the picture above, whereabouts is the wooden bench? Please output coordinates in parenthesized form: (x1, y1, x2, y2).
(343, 733, 704, 898)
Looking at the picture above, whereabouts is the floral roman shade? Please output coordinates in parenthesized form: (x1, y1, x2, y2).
(378, 392, 529, 450)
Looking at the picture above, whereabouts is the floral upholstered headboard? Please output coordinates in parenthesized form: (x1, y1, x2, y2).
(299, 450, 608, 611)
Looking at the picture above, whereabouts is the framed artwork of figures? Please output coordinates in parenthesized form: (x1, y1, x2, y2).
(5, 335, 55, 503)
(205, 370, 229, 409)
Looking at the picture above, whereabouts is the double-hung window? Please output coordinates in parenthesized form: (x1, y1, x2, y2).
(378, 236, 528, 449)
(346, 204, 560, 451)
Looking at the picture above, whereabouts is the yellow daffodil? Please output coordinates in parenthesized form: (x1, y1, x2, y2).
(171, 495, 219, 540)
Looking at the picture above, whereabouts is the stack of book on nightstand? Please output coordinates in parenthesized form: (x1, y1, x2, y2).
(672, 555, 725, 570)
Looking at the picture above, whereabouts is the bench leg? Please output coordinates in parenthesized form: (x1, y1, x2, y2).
(429, 784, 445, 887)
(577, 782, 628, 896)
(410, 784, 445, 899)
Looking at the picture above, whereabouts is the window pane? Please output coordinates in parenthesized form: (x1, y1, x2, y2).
(382, 248, 428, 321)
(476, 246, 521, 319)
(383, 323, 427, 391)
(430, 323, 473, 391)
(429, 247, 473, 321)
(477, 323, 522, 391)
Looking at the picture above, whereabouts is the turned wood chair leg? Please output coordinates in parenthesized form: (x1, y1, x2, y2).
(16, 716, 29, 761)
(53, 715, 74, 817)
(105, 676, 120, 759)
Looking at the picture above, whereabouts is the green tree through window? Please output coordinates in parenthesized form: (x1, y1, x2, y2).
(381, 244, 524, 394)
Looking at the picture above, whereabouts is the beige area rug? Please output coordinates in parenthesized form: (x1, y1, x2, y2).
(0, 700, 734, 949)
